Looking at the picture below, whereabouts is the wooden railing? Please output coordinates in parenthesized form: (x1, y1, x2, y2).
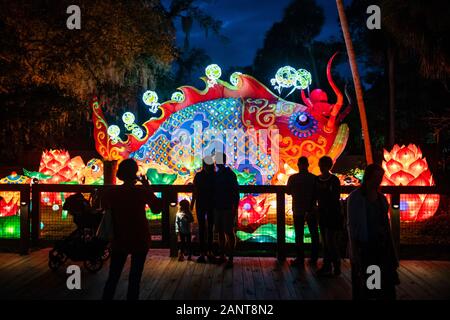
(0, 184, 446, 257)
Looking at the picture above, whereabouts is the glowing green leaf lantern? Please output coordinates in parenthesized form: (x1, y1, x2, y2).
(146, 168, 177, 185)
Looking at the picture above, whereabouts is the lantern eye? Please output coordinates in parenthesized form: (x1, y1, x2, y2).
(288, 111, 318, 138)
(91, 164, 100, 172)
(297, 114, 309, 125)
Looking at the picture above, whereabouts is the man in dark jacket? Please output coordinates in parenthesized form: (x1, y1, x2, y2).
(213, 152, 239, 268)
(286, 156, 319, 267)
(191, 156, 215, 263)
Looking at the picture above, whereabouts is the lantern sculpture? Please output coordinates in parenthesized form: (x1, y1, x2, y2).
(238, 195, 270, 231)
(381, 144, 440, 221)
(39, 150, 79, 184)
(0, 194, 19, 217)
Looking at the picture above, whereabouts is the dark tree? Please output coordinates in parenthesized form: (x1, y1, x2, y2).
(0, 0, 177, 164)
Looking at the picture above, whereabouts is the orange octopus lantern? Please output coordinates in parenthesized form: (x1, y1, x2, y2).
(381, 144, 439, 221)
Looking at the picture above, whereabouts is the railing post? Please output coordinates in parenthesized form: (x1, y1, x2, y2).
(390, 192, 401, 257)
(161, 191, 169, 246)
(19, 187, 30, 255)
(169, 192, 178, 257)
(161, 189, 178, 257)
(31, 185, 40, 246)
(276, 190, 286, 261)
(103, 160, 118, 185)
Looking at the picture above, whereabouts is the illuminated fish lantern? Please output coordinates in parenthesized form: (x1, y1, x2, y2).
(80, 158, 104, 184)
(92, 53, 350, 182)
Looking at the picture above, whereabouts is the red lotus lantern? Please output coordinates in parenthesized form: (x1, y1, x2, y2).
(382, 144, 440, 221)
(39, 150, 82, 205)
(39, 150, 79, 183)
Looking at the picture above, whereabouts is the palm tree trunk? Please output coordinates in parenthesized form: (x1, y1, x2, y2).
(336, 0, 373, 164)
(387, 44, 396, 147)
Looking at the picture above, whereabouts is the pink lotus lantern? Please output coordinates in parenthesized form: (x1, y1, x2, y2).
(382, 144, 440, 221)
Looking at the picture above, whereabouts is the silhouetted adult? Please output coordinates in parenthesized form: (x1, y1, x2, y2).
(286, 156, 319, 267)
(191, 156, 215, 263)
(213, 152, 239, 268)
(102, 159, 162, 300)
(347, 164, 399, 300)
(315, 156, 342, 276)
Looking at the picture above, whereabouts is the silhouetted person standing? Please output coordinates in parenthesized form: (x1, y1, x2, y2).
(347, 164, 399, 300)
(315, 156, 342, 276)
(286, 156, 319, 267)
(213, 152, 239, 268)
(191, 156, 215, 263)
(176, 199, 194, 261)
(102, 159, 162, 300)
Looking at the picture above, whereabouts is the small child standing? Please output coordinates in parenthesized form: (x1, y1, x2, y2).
(175, 199, 194, 261)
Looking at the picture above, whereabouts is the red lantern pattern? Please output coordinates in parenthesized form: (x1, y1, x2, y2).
(382, 144, 440, 221)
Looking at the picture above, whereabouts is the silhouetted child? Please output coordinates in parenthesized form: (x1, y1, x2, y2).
(176, 199, 194, 261)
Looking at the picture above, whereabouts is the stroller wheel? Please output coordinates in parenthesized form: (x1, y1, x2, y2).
(84, 258, 103, 273)
(48, 250, 62, 271)
(101, 246, 111, 261)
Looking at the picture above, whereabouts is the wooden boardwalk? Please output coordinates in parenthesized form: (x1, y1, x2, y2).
(0, 249, 449, 300)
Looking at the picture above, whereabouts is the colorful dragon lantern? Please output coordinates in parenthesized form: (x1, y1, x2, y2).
(93, 53, 350, 181)
(382, 144, 440, 221)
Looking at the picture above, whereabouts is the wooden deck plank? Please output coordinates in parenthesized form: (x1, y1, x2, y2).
(173, 259, 196, 300)
(0, 249, 449, 300)
(197, 262, 215, 300)
(258, 258, 280, 299)
(159, 257, 189, 300)
(250, 257, 266, 300)
(0, 250, 49, 292)
(240, 257, 256, 300)
(288, 261, 323, 299)
(208, 261, 224, 300)
(231, 257, 245, 300)
(221, 264, 234, 300)
(183, 259, 206, 300)
(401, 261, 450, 299)
(277, 260, 305, 300)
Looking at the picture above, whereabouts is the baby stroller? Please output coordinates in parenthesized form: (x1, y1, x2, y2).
(48, 192, 111, 273)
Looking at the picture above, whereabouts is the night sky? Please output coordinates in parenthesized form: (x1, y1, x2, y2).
(163, 0, 348, 72)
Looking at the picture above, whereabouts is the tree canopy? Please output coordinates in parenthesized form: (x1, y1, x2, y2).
(0, 0, 177, 163)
